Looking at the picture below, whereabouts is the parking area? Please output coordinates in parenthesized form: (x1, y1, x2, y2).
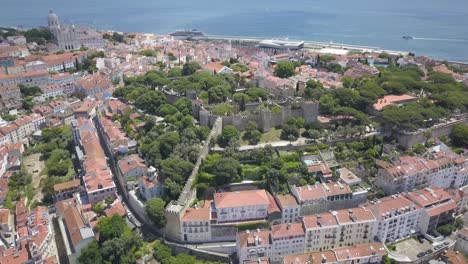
(389, 236, 454, 263)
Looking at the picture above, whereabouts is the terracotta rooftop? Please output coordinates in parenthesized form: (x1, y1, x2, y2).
(118, 154, 146, 175)
(214, 190, 270, 208)
(182, 208, 210, 222)
(373, 94, 417, 111)
(105, 200, 126, 217)
(271, 222, 304, 238)
(237, 229, 271, 249)
(204, 62, 226, 73)
(406, 187, 453, 207)
(333, 242, 387, 261)
(282, 250, 337, 264)
(443, 249, 468, 264)
(426, 200, 457, 217)
(0, 209, 10, 225)
(53, 179, 81, 192)
(56, 198, 93, 249)
(368, 195, 421, 217)
(276, 194, 299, 209)
(0, 69, 48, 80)
(334, 207, 376, 224)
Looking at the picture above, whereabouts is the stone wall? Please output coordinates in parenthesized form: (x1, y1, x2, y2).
(164, 117, 223, 242)
(164, 240, 233, 263)
(396, 114, 468, 148)
(198, 100, 319, 132)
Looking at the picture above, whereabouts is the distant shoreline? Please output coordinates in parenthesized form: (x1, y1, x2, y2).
(2, 24, 468, 64)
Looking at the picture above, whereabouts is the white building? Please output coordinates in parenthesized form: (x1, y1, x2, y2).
(455, 228, 468, 256)
(376, 152, 468, 194)
(237, 229, 272, 263)
(366, 195, 422, 243)
(47, 10, 104, 51)
(270, 223, 305, 261)
(0, 70, 51, 87)
(302, 207, 376, 252)
(291, 182, 368, 216)
(276, 194, 301, 224)
(405, 187, 457, 235)
(213, 190, 272, 223)
(282, 242, 387, 264)
(180, 208, 212, 243)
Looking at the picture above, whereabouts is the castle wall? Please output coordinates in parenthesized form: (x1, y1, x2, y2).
(396, 114, 468, 149)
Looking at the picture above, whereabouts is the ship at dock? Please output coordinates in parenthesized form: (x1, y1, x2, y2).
(170, 29, 205, 40)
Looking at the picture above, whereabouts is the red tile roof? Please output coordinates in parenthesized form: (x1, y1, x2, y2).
(271, 222, 304, 238)
(214, 190, 270, 208)
(182, 208, 210, 222)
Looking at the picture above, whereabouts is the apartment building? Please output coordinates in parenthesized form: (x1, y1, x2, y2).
(73, 118, 116, 204)
(291, 182, 368, 216)
(56, 197, 95, 262)
(366, 195, 422, 243)
(53, 179, 81, 202)
(302, 207, 376, 252)
(455, 228, 468, 255)
(0, 70, 51, 87)
(75, 73, 112, 96)
(405, 187, 457, 235)
(213, 190, 272, 223)
(376, 152, 468, 194)
(282, 242, 387, 264)
(270, 223, 305, 261)
(275, 194, 301, 224)
(237, 229, 272, 263)
(0, 85, 22, 109)
(180, 207, 212, 243)
(0, 113, 45, 144)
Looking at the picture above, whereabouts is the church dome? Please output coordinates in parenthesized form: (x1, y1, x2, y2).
(48, 9, 59, 27)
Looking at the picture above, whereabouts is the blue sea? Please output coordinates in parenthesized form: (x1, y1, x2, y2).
(1, 0, 468, 61)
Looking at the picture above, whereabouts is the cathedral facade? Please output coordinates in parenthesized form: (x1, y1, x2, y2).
(47, 10, 104, 51)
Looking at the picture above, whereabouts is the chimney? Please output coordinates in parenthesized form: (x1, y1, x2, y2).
(287, 223, 291, 230)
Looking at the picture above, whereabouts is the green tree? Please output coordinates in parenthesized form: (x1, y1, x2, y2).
(145, 198, 166, 227)
(245, 87, 269, 101)
(78, 241, 103, 264)
(450, 124, 468, 148)
(217, 125, 239, 147)
(182, 62, 201, 76)
(46, 149, 72, 176)
(168, 67, 182, 78)
(95, 215, 128, 242)
(319, 94, 337, 114)
(208, 85, 231, 104)
(92, 202, 106, 216)
(205, 157, 242, 186)
(275, 61, 295, 78)
(19, 85, 42, 96)
(242, 121, 262, 145)
(153, 241, 172, 264)
(437, 224, 455, 236)
(160, 158, 194, 183)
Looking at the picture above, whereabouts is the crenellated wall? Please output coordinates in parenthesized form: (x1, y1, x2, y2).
(198, 100, 319, 132)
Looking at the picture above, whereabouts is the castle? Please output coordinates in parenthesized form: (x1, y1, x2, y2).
(47, 10, 104, 51)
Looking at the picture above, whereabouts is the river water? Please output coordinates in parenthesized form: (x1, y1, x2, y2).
(1, 0, 468, 61)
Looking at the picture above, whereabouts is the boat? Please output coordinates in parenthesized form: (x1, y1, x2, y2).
(170, 29, 205, 40)
(402, 35, 414, 40)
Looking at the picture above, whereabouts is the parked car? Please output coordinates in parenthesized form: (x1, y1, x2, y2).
(417, 252, 426, 258)
(425, 249, 433, 255)
(444, 241, 450, 246)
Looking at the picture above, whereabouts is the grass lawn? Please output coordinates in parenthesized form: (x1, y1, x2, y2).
(240, 127, 283, 146)
(260, 127, 282, 143)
